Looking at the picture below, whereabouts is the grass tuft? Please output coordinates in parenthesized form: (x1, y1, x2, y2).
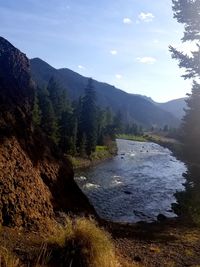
(47, 216, 119, 267)
(0, 246, 20, 267)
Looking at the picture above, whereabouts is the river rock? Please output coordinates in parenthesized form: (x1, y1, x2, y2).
(124, 191, 132, 195)
(157, 214, 167, 221)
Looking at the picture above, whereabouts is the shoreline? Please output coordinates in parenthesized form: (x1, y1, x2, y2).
(67, 142, 118, 171)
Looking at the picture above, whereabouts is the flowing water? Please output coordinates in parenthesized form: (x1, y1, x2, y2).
(75, 139, 187, 223)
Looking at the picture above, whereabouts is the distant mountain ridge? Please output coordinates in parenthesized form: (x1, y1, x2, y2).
(30, 57, 180, 128)
(158, 98, 186, 120)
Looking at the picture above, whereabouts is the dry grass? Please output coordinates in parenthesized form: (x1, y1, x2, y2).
(45, 216, 139, 267)
(0, 246, 20, 267)
(47, 216, 119, 267)
(0, 217, 138, 267)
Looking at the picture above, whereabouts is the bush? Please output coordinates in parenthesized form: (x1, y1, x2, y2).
(47, 217, 118, 267)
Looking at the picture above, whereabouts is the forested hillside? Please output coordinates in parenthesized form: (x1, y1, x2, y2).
(30, 58, 179, 128)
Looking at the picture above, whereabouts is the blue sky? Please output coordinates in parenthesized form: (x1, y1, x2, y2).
(0, 0, 194, 102)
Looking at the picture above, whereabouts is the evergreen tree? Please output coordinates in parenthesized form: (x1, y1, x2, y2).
(105, 107, 113, 126)
(32, 89, 41, 127)
(113, 110, 123, 134)
(103, 107, 115, 139)
(47, 77, 65, 119)
(38, 88, 59, 144)
(59, 110, 71, 153)
(182, 82, 200, 159)
(170, 0, 200, 162)
(79, 133, 87, 157)
(70, 117, 78, 155)
(46, 77, 74, 150)
(163, 124, 169, 132)
(96, 108, 107, 145)
(79, 78, 97, 155)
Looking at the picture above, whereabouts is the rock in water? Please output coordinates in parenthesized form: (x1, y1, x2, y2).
(157, 214, 167, 221)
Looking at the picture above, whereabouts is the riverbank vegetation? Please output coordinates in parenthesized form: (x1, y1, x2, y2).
(33, 76, 148, 168)
(117, 134, 147, 142)
(33, 78, 120, 158)
(67, 143, 117, 169)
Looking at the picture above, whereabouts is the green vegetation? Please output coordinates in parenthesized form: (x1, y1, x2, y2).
(33, 78, 119, 157)
(31, 57, 179, 129)
(67, 144, 117, 169)
(78, 78, 97, 155)
(91, 146, 111, 161)
(173, 165, 200, 226)
(170, 0, 200, 164)
(168, 0, 200, 226)
(117, 134, 147, 142)
(32, 76, 145, 163)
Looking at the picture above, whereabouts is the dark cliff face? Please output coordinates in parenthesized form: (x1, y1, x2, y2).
(0, 37, 34, 136)
(0, 37, 94, 230)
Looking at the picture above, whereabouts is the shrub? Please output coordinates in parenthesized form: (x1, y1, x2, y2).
(47, 217, 118, 267)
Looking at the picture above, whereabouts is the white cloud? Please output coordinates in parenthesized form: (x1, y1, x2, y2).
(123, 18, 132, 24)
(110, 50, 118, 55)
(115, 74, 123, 79)
(138, 12, 155, 22)
(78, 65, 85, 70)
(136, 57, 157, 64)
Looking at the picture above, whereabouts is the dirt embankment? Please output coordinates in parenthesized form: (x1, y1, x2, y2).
(0, 36, 95, 231)
(104, 219, 200, 267)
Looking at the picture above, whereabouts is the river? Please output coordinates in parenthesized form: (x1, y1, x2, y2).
(75, 139, 187, 223)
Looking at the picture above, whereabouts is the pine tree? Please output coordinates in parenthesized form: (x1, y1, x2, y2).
(79, 133, 87, 157)
(96, 108, 107, 145)
(38, 88, 59, 144)
(79, 78, 97, 156)
(32, 89, 41, 127)
(113, 110, 123, 134)
(170, 0, 200, 162)
(47, 77, 64, 119)
(46, 77, 74, 150)
(131, 123, 139, 135)
(182, 82, 200, 160)
(105, 107, 113, 126)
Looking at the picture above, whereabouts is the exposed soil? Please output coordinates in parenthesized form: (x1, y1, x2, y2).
(106, 219, 200, 267)
(1, 218, 200, 267)
(0, 37, 95, 231)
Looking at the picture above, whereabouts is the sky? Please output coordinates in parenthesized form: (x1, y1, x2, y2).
(0, 0, 195, 102)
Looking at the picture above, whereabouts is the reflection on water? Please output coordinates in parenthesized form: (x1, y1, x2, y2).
(172, 164, 200, 225)
(75, 139, 187, 223)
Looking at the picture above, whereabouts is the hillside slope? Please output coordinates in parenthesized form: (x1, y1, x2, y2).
(30, 58, 180, 128)
(0, 37, 94, 230)
(158, 98, 186, 120)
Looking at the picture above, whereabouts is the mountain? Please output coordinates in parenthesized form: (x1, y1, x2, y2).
(0, 37, 93, 229)
(158, 98, 187, 120)
(30, 58, 180, 128)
